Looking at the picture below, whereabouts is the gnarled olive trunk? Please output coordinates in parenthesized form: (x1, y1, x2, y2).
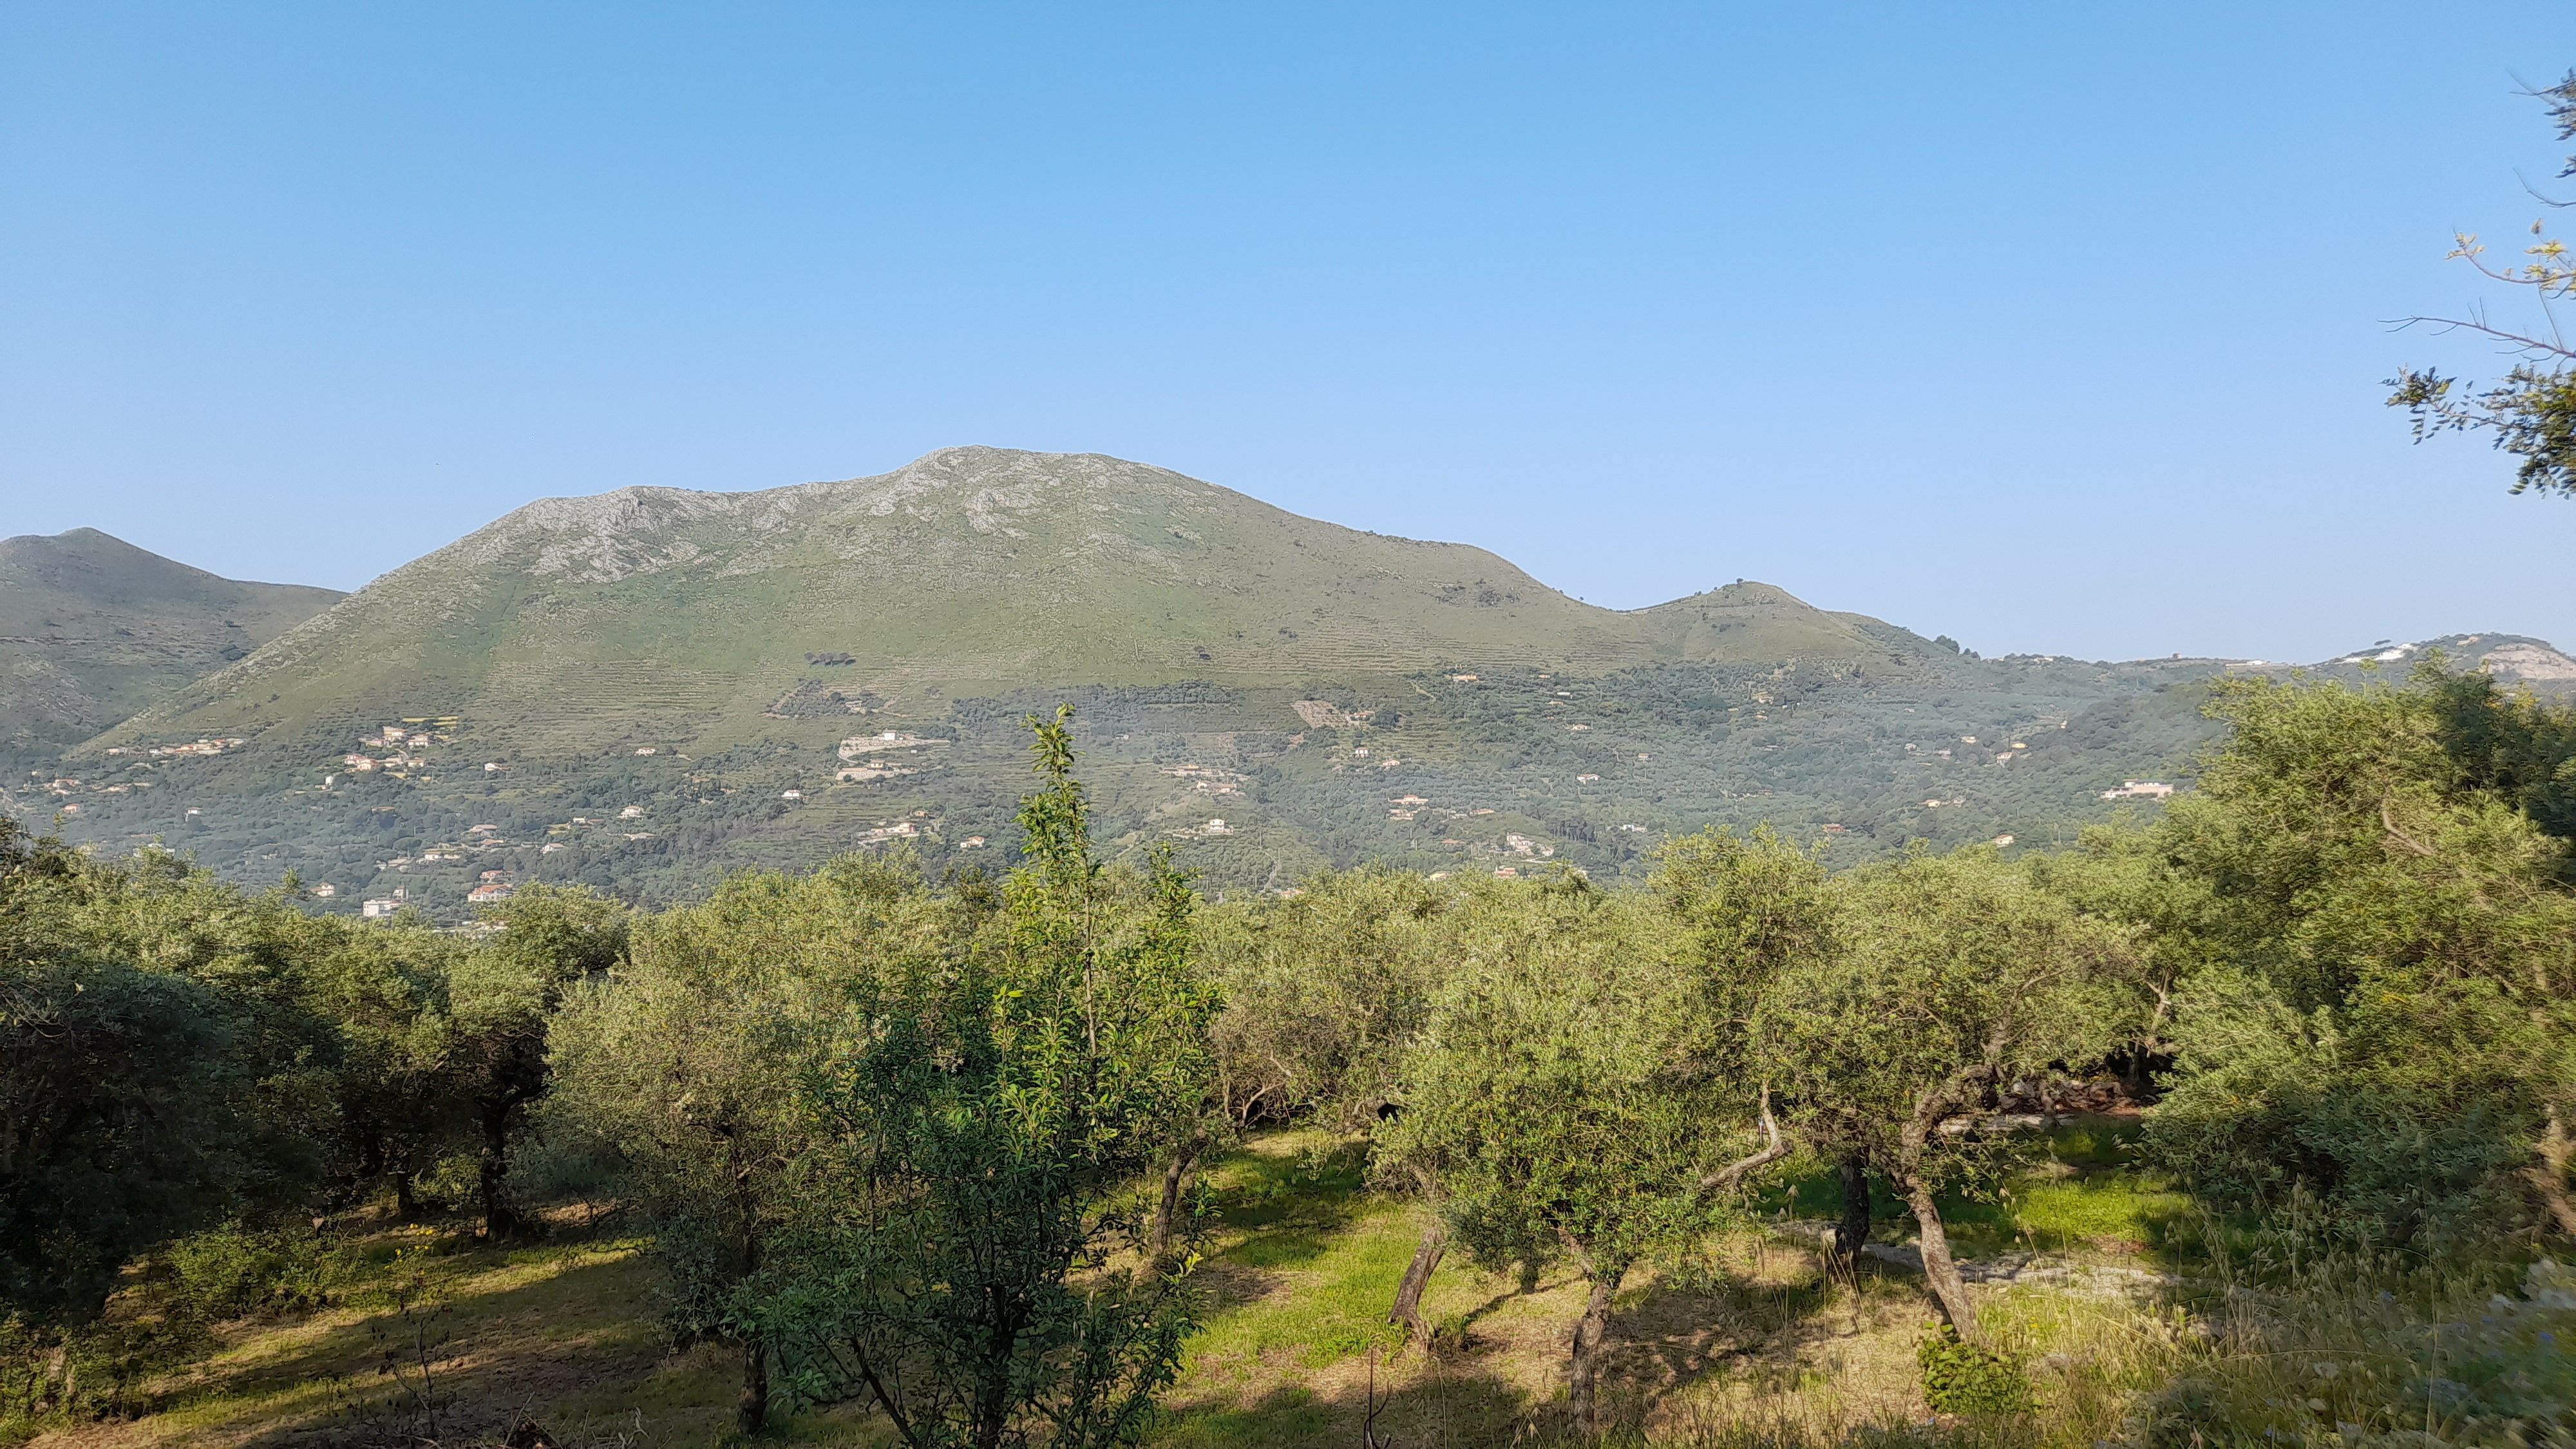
(478, 1101, 525, 1240)
(1148, 1143, 1198, 1264)
(1387, 1218, 1447, 1339)
(1567, 1262, 1625, 1434)
(1897, 1068, 1994, 1343)
(1898, 1171, 1978, 1342)
(1831, 1151, 1872, 1275)
(737, 1338, 768, 1434)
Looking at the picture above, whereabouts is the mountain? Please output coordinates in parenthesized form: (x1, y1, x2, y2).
(0, 529, 343, 768)
(99, 447, 1899, 756)
(2309, 633, 2576, 691)
(15, 449, 2554, 915)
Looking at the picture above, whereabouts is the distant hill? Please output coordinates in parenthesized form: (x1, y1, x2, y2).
(0, 529, 342, 769)
(99, 446, 1903, 755)
(15, 450, 2562, 914)
(2301, 633, 2576, 693)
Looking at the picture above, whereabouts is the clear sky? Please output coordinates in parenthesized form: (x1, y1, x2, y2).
(3, 3, 2570, 663)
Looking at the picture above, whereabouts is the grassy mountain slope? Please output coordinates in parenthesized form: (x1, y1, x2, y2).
(100, 447, 1893, 759)
(0, 529, 342, 768)
(29, 448, 2553, 914)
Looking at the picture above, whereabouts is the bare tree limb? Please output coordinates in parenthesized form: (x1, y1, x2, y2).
(1698, 1085, 1788, 1196)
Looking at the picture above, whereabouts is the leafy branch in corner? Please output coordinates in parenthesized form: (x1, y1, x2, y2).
(2389, 70, 2576, 497)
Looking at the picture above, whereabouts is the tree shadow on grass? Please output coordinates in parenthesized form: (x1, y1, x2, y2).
(132, 1246, 717, 1449)
(1157, 1354, 1531, 1449)
(1202, 1140, 1371, 1240)
(1582, 1240, 1938, 1434)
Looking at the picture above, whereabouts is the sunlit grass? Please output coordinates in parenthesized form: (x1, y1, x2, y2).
(1185, 1133, 1414, 1373)
(1759, 1119, 2188, 1258)
(37, 1124, 2559, 1449)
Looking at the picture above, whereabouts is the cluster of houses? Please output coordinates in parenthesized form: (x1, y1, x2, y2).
(835, 731, 947, 784)
(352, 869, 514, 920)
(1159, 763, 1244, 796)
(331, 723, 464, 779)
(339, 752, 431, 773)
(97, 737, 245, 761)
(2101, 780, 2177, 800)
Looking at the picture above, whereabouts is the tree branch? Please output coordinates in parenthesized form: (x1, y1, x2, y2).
(2380, 797, 2440, 858)
(1698, 1085, 1788, 1195)
(2392, 312, 2576, 361)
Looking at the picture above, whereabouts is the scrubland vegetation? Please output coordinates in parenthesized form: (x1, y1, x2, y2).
(5, 663, 2574, 1449)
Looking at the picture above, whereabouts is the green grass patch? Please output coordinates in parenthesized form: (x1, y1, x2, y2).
(1184, 1135, 1414, 1375)
(1757, 1119, 2186, 1258)
(2003, 1175, 2188, 1247)
(1193, 1204, 1414, 1370)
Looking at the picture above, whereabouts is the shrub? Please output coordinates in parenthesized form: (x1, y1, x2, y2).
(159, 1224, 330, 1321)
(1918, 1324, 2032, 1416)
(0, 1313, 211, 1429)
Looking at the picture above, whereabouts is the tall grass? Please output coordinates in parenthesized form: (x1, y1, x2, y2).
(2137, 1206, 2574, 1449)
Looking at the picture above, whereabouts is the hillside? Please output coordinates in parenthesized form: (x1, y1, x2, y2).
(99, 446, 1897, 755)
(0, 529, 343, 769)
(18, 448, 2566, 914)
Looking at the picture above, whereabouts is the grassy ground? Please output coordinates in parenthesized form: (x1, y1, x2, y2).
(27, 1126, 2191, 1449)
(27, 1224, 819, 1449)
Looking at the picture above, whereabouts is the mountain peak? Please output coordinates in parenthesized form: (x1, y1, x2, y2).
(0, 531, 343, 762)
(95, 448, 1903, 756)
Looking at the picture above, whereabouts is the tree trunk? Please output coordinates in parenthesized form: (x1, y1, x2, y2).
(1831, 1151, 1872, 1276)
(393, 1165, 417, 1220)
(1566, 1264, 1624, 1434)
(2531, 1104, 2576, 1238)
(730, 1141, 768, 1434)
(737, 1338, 768, 1434)
(1148, 1146, 1195, 1264)
(478, 1103, 522, 1240)
(1387, 1218, 1448, 1340)
(1899, 1172, 1981, 1343)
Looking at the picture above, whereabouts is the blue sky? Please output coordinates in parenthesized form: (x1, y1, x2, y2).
(3, 2, 2570, 663)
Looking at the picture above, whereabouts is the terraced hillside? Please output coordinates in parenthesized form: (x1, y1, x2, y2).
(19, 450, 2571, 914)
(0, 529, 343, 770)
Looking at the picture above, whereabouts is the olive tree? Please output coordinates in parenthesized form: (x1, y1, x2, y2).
(0, 822, 349, 1325)
(446, 884, 625, 1239)
(1649, 827, 1829, 1240)
(1199, 867, 1454, 1320)
(744, 708, 1220, 1449)
(542, 857, 950, 1432)
(1765, 848, 2138, 1341)
(2139, 674, 2576, 1242)
(1377, 875, 1761, 1432)
(1200, 866, 1449, 1132)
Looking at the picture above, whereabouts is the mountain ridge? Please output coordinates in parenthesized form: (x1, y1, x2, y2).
(13, 449, 2570, 913)
(91, 446, 1908, 759)
(0, 529, 343, 766)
